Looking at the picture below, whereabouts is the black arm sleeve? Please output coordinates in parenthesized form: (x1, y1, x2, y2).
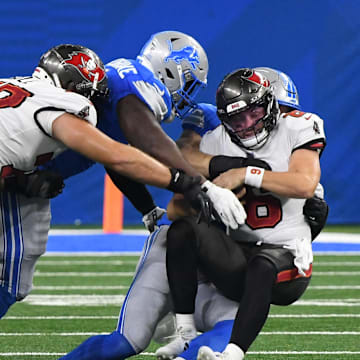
(105, 167, 156, 215)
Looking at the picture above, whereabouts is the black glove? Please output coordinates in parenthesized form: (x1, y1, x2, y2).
(4, 170, 65, 199)
(167, 168, 213, 225)
(303, 196, 329, 241)
(209, 155, 272, 180)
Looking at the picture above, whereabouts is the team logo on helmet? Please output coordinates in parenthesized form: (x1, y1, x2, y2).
(246, 70, 270, 88)
(164, 41, 200, 70)
(63, 52, 105, 83)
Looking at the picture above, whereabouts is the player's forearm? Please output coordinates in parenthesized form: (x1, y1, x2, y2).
(53, 114, 172, 188)
(261, 171, 318, 198)
(132, 128, 204, 179)
(179, 147, 211, 177)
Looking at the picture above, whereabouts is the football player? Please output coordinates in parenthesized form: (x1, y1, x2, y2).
(59, 67, 328, 360)
(160, 68, 326, 360)
(0, 43, 222, 319)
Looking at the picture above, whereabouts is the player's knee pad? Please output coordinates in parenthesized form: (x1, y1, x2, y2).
(0, 286, 17, 318)
(272, 276, 311, 305)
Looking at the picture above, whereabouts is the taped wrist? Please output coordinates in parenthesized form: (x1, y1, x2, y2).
(244, 166, 265, 189)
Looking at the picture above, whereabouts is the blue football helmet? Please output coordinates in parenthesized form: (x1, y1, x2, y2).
(254, 67, 301, 110)
(138, 31, 208, 118)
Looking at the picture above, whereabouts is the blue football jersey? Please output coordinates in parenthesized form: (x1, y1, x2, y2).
(181, 103, 221, 136)
(44, 57, 174, 178)
(97, 57, 173, 143)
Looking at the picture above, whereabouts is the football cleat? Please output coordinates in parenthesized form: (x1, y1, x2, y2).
(197, 346, 223, 360)
(155, 326, 197, 360)
(197, 345, 244, 360)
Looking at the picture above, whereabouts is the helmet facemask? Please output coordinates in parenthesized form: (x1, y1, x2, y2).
(171, 69, 207, 118)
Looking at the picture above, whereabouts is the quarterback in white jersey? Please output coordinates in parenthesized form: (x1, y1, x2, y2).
(160, 68, 326, 360)
(200, 109, 325, 250)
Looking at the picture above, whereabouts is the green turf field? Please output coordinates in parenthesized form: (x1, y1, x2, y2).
(1, 254, 360, 360)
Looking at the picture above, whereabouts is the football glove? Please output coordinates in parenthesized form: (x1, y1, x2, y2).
(201, 180, 247, 229)
(4, 170, 65, 199)
(209, 155, 271, 180)
(167, 169, 213, 225)
(303, 196, 329, 240)
(142, 206, 166, 232)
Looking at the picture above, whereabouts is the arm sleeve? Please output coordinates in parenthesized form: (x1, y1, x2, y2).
(105, 167, 156, 215)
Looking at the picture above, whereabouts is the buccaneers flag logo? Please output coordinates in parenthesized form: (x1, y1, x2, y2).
(63, 52, 105, 83)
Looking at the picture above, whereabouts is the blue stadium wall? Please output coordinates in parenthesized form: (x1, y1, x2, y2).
(0, 0, 359, 225)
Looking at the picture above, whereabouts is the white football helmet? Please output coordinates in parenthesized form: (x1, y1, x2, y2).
(138, 31, 208, 118)
(254, 67, 301, 110)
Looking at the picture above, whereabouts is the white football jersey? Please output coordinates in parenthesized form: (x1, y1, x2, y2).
(200, 110, 326, 248)
(0, 77, 97, 176)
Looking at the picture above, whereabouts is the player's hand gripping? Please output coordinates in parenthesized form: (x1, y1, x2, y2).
(3, 170, 65, 199)
(167, 169, 213, 225)
(142, 206, 166, 232)
(201, 180, 247, 229)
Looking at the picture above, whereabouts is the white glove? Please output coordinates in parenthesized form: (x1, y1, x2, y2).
(201, 180, 247, 229)
(142, 206, 166, 232)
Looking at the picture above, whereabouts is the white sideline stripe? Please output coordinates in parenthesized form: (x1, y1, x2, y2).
(4, 314, 360, 320)
(37, 260, 138, 265)
(1, 331, 359, 336)
(33, 285, 129, 290)
(33, 271, 360, 277)
(315, 232, 360, 243)
(34, 271, 134, 277)
(48, 229, 149, 235)
(47, 229, 360, 242)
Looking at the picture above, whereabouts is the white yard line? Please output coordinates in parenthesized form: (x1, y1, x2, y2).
(21, 295, 360, 307)
(33, 285, 129, 290)
(33, 271, 360, 277)
(37, 260, 139, 265)
(314, 262, 360, 266)
(313, 272, 360, 275)
(4, 314, 360, 320)
(2, 351, 360, 357)
(34, 271, 134, 277)
(1, 331, 359, 336)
